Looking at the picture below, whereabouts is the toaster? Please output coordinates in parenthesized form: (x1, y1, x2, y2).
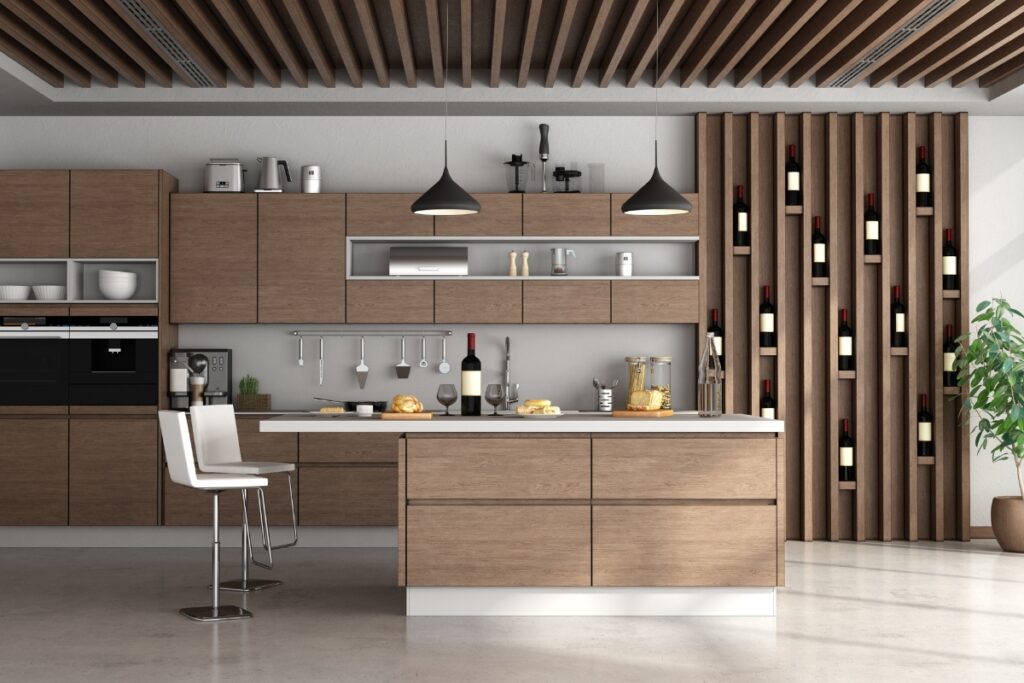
(204, 159, 244, 192)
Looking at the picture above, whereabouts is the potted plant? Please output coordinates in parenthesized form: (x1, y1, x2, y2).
(234, 374, 271, 413)
(958, 298, 1024, 551)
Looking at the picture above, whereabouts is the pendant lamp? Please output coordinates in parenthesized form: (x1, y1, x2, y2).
(412, 0, 479, 216)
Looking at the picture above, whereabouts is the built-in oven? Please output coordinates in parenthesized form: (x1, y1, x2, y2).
(0, 317, 69, 405)
(68, 317, 158, 406)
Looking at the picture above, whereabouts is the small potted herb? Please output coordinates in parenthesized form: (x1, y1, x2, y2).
(235, 374, 271, 412)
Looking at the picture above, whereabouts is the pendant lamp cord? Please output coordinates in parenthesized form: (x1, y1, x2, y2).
(443, 0, 449, 165)
(654, 0, 659, 165)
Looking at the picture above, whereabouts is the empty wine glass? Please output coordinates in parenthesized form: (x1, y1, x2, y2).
(484, 384, 504, 416)
(437, 384, 457, 416)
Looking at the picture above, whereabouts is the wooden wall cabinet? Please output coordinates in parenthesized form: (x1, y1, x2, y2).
(347, 280, 433, 323)
(258, 194, 345, 323)
(612, 280, 698, 323)
(0, 170, 69, 258)
(170, 194, 257, 323)
(70, 171, 159, 257)
(611, 193, 699, 236)
(434, 281, 523, 323)
(434, 194, 522, 235)
(0, 417, 68, 525)
(523, 281, 610, 323)
(347, 193, 433, 236)
(69, 417, 157, 526)
(523, 194, 610, 236)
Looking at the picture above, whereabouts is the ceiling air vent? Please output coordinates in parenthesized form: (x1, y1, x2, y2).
(829, 0, 956, 87)
(117, 0, 217, 87)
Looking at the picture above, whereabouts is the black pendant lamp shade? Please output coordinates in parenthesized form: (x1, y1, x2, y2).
(622, 142, 691, 216)
(411, 142, 480, 216)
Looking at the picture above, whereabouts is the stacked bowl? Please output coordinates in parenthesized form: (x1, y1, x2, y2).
(98, 270, 138, 300)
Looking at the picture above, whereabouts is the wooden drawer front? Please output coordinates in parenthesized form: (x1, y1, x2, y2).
(611, 280, 698, 323)
(0, 170, 69, 258)
(71, 170, 158, 257)
(593, 437, 776, 500)
(70, 418, 157, 525)
(300, 432, 398, 464)
(523, 194, 610, 236)
(0, 418, 68, 525)
(346, 280, 433, 323)
(611, 193, 699, 236)
(237, 417, 297, 463)
(406, 505, 590, 586)
(593, 505, 777, 587)
(523, 281, 610, 323)
(162, 470, 294, 526)
(435, 193, 522, 235)
(299, 465, 397, 525)
(347, 193, 434, 235)
(406, 437, 590, 500)
(434, 281, 522, 323)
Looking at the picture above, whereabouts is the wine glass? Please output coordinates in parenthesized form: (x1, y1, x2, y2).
(437, 384, 457, 416)
(484, 384, 504, 416)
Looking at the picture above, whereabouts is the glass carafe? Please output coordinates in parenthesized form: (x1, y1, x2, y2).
(697, 333, 723, 417)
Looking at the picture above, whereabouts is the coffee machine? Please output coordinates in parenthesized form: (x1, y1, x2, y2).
(168, 349, 232, 410)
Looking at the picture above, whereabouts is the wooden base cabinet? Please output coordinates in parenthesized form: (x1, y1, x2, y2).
(0, 417, 68, 525)
(70, 418, 158, 526)
(298, 466, 397, 525)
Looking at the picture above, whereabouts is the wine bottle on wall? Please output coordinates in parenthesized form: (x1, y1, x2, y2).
(916, 146, 932, 207)
(734, 185, 750, 247)
(839, 419, 855, 482)
(917, 394, 933, 457)
(709, 308, 724, 370)
(864, 193, 881, 255)
(944, 324, 958, 388)
(460, 332, 482, 416)
(760, 379, 776, 419)
(786, 144, 802, 206)
(892, 286, 908, 348)
(943, 228, 959, 290)
(812, 215, 828, 277)
(759, 285, 776, 348)
(839, 307, 855, 371)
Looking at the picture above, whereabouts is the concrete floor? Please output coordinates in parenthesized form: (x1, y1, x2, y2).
(1, 540, 1021, 682)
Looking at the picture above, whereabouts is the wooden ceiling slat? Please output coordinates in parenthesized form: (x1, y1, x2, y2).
(624, 0, 686, 88)
(599, 0, 650, 88)
(1, 0, 116, 86)
(517, 0, 543, 87)
(134, 0, 227, 87)
(705, 0, 790, 87)
(923, 12, 1024, 86)
(243, 0, 309, 87)
(951, 37, 1024, 87)
(424, 0, 443, 87)
(281, 0, 336, 87)
(489, 0, 506, 87)
(0, 26, 61, 86)
(460, 0, 471, 87)
(760, 0, 859, 87)
(34, 0, 145, 86)
(678, 0, 757, 87)
(101, 0, 201, 87)
(210, 0, 280, 87)
(544, 0, 578, 87)
(352, 0, 389, 87)
(894, 0, 1022, 86)
(654, 0, 720, 87)
(176, 0, 253, 87)
(571, 0, 614, 87)
(73, 0, 170, 86)
(313, 0, 362, 88)
(387, 0, 416, 87)
(733, 0, 825, 86)
(979, 50, 1024, 88)
(0, 5, 89, 86)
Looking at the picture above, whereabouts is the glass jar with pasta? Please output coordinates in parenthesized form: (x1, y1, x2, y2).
(625, 356, 649, 398)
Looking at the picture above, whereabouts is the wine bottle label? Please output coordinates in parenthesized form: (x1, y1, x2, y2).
(916, 173, 930, 193)
(840, 446, 854, 467)
(813, 243, 826, 263)
(895, 313, 906, 333)
(461, 371, 481, 397)
(839, 336, 853, 357)
(787, 171, 800, 191)
(865, 220, 880, 240)
(918, 421, 932, 442)
(760, 313, 775, 333)
(944, 352, 956, 372)
(761, 407, 775, 420)
(737, 212, 748, 233)
(943, 256, 957, 276)
(713, 336, 723, 357)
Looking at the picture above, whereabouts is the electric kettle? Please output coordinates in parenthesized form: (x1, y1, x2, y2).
(255, 157, 291, 192)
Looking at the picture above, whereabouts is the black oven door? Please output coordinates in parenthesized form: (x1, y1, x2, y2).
(0, 338, 68, 405)
(69, 338, 158, 405)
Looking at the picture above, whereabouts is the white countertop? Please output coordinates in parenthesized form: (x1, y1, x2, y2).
(260, 412, 784, 434)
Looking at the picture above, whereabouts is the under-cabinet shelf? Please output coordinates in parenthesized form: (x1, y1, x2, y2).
(812, 277, 829, 287)
(916, 207, 935, 216)
(943, 290, 961, 299)
(891, 347, 910, 356)
(839, 370, 856, 380)
(759, 347, 778, 356)
(733, 246, 751, 256)
(865, 254, 882, 264)
(943, 386, 961, 395)
(839, 481, 857, 490)
(785, 206, 803, 215)
(918, 456, 936, 466)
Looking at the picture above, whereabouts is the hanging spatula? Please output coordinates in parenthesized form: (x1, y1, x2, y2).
(395, 336, 411, 379)
(355, 336, 369, 389)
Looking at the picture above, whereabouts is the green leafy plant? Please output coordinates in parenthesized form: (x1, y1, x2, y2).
(238, 374, 260, 396)
(958, 298, 1024, 498)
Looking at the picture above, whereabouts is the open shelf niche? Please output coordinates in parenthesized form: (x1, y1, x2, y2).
(0, 259, 158, 304)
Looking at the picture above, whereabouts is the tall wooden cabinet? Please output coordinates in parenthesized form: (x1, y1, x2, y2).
(0, 417, 69, 525)
(0, 170, 69, 257)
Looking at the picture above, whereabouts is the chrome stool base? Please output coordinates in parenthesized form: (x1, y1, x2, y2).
(179, 605, 252, 622)
(217, 578, 282, 592)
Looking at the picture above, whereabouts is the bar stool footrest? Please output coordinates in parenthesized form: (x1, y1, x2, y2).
(179, 605, 252, 622)
(216, 578, 282, 592)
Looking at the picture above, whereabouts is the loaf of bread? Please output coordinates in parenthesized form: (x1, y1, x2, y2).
(627, 389, 664, 411)
(390, 394, 424, 413)
(319, 406, 345, 414)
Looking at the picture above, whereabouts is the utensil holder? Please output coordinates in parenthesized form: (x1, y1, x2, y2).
(597, 388, 613, 412)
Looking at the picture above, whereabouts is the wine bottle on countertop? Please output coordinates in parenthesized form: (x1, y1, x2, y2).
(460, 332, 481, 416)
(916, 146, 932, 208)
(892, 285, 907, 348)
(865, 193, 881, 255)
(734, 185, 750, 247)
(943, 228, 959, 290)
(760, 379, 776, 420)
(839, 307, 854, 371)
(709, 308, 724, 371)
(917, 394, 933, 457)
(760, 285, 776, 348)
(812, 215, 828, 278)
(839, 419, 855, 482)
(944, 324, 958, 388)
(786, 144, 802, 206)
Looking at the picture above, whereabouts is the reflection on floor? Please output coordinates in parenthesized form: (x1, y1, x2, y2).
(1, 540, 1021, 682)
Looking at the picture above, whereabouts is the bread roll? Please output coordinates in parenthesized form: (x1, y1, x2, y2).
(390, 394, 424, 413)
(524, 399, 551, 408)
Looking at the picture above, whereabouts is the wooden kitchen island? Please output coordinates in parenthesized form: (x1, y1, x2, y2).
(262, 413, 785, 616)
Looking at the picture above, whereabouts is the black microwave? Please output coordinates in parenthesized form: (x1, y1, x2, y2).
(68, 317, 159, 406)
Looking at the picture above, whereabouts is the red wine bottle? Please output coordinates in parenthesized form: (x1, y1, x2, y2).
(786, 144, 801, 206)
(759, 285, 776, 348)
(760, 379, 775, 419)
(709, 308, 724, 370)
(943, 228, 958, 290)
(916, 146, 932, 207)
(917, 394, 933, 456)
(734, 185, 750, 247)
(865, 193, 880, 255)
(812, 215, 828, 277)
(460, 332, 481, 416)
(839, 307, 854, 371)
(944, 324, 958, 388)
(892, 286, 907, 348)
(839, 418, 855, 482)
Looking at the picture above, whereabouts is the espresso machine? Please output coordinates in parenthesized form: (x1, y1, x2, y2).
(168, 349, 232, 410)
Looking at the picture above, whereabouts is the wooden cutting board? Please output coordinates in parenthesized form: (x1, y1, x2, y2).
(380, 411, 434, 420)
(611, 409, 674, 418)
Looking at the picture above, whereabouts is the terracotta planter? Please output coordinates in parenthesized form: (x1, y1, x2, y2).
(991, 496, 1024, 552)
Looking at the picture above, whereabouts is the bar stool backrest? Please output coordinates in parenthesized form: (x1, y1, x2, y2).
(190, 404, 243, 468)
(159, 411, 201, 488)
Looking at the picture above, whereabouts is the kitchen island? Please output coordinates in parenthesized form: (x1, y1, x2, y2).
(262, 413, 785, 616)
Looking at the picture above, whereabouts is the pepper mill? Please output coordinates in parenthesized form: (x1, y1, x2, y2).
(521, 251, 530, 277)
(508, 251, 518, 277)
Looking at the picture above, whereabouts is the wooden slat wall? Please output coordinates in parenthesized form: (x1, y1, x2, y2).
(698, 112, 969, 541)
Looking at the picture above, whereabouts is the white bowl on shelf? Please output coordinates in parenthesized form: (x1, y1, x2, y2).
(0, 285, 31, 301)
(98, 270, 138, 300)
(32, 285, 66, 301)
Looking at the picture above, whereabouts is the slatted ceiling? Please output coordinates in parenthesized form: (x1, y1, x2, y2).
(282, 0, 336, 87)
(34, 0, 145, 86)
(74, 0, 172, 86)
(598, 0, 650, 88)
(625, 0, 684, 87)
(211, 0, 280, 87)
(980, 51, 1024, 88)
(459, 0, 470, 86)
(351, 0, 387, 86)
(517, 0, 542, 87)
(952, 39, 1024, 88)
(312, 0, 361, 87)
(0, 24, 60, 85)
(678, 0, 757, 87)
(704, 0, 791, 88)
(0, 3, 89, 86)
(654, 0, 719, 87)
(133, 0, 227, 87)
(545, 0, 578, 87)
(177, 0, 252, 88)
(733, 0, 825, 87)
(923, 12, 1024, 86)
(572, 0, 613, 87)
(488, 0, 505, 87)
(761, 0, 861, 87)
(423, 0, 443, 87)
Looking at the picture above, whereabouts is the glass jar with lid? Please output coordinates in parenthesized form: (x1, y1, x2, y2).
(625, 356, 649, 397)
(650, 356, 672, 409)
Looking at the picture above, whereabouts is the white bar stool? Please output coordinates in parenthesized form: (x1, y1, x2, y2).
(190, 404, 298, 593)
(158, 411, 268, 622)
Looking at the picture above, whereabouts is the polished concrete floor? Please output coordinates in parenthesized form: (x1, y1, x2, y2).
(1, 540, 1021, 682)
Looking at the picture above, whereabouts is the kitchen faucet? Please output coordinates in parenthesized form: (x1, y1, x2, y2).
(502, 336, 518, 411)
